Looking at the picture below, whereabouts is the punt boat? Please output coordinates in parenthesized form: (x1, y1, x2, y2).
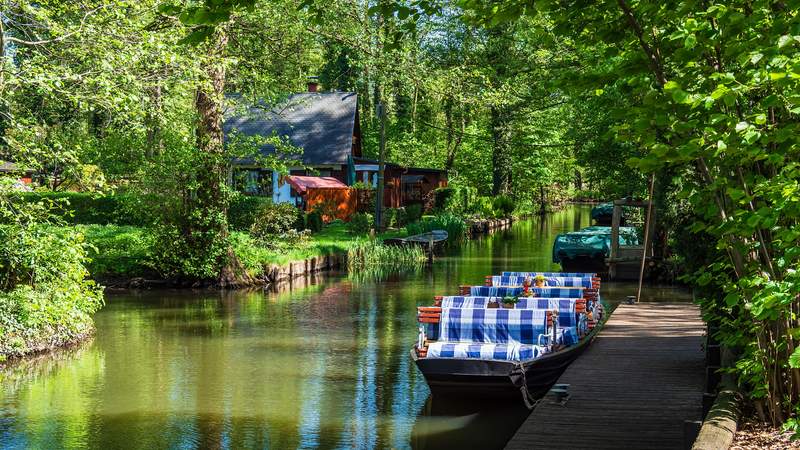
(412, 272, 606, 407)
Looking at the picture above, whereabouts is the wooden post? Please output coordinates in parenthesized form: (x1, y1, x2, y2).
(636, 175, 656, 303)
(375, 103, 386, 230)
(609, 201, 622, 280)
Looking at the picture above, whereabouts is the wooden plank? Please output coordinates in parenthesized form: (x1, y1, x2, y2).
(505, 303, 705, 450)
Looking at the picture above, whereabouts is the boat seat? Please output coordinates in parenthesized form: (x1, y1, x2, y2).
(437, 308, 550, 345)
(438, 296, 585, 312)
(465, 286, 594, 300)
(502, 271, 598, 278)
(488, 275, 600, 289)
(425, 341, 551, 362)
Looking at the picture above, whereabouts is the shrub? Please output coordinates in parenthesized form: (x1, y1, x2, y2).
(14, 192, 151, 226)
(0, 221, 104, 357)
(433, 187, 455, 210)
(406, 213, 468, 244)
(228, 195, 273, 231)
(493, 195, 515, 217)
(347, 212, 373, 235)
(472, 196, 496, 218)
(305, 210, 323, 233)
(384, 207, 407, 228)
(351, 181, 374, 190)
(405, 203, 423, 223)
(249, 202, 303, 241)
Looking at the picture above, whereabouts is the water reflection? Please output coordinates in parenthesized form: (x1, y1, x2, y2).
(0, 207, 691, 449)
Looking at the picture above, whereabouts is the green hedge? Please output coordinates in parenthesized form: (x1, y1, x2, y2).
(15, 192, 274, 230)
(15, 192, 151, 226)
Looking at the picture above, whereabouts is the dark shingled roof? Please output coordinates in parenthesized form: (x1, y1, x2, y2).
(223, 92, 358, 165)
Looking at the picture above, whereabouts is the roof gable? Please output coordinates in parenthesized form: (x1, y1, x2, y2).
(224, 92, 358, 165)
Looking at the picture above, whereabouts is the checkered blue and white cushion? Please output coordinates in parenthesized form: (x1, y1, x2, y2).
(491, 275, 594, 288)
(470, 286, 586, 298)
(426, 341, 550, 361)
(502, 272, 595, 278)
(438, 308, 549, 344)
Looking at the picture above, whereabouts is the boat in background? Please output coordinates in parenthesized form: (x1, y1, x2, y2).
(385, 230, 448, 249)
(552, 226, 639, 273)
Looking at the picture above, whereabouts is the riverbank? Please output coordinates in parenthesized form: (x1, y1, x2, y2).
(83, 214, 516, 289)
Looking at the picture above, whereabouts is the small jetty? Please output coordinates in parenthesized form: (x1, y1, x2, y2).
(505, 302, 705, 450)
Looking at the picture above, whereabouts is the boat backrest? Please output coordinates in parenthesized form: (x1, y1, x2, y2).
(490, 275, 597, 289)
(469, 286, 588, 299)
(440, 296, 582, 312)
(502, 272, 596, 278)
(438, 308, 549, 345)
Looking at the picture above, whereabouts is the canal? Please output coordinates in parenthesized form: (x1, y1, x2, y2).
(0, 206, 692, 449)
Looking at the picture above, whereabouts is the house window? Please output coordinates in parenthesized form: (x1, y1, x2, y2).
(233, 168, 273, 196)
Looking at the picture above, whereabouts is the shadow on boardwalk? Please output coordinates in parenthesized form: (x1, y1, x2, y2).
(505, 303, 705, 450)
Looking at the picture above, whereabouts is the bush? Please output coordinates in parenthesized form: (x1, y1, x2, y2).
(0, 222, 104, 357)
(249, 202, 303, 241)
(384, 207, 407, 228)
(305, 210, 323, 233)
(405, 213, 468, 244)
(228, 195, 273, 231)
(493, 195, 515, 217)
(473, 196, 496, 218)
(347, 212, 373, 235)
(14, 192, 151, 226)
(351, 181, 374, 190)
(405, 203, 423, 223)
(433, 187, 456, 210)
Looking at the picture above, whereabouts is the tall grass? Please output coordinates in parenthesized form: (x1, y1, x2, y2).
(347, 239, 426, 279)
(405, 213, 468, 245)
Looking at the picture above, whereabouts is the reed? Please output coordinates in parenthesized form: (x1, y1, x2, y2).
(347, 239, 426, 277)
(405, 213, 468, 245)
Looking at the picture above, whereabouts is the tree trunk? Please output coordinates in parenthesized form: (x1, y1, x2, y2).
(194, 29, 251, 287)
(146, 83, 163, 158)
(490, 105, 512, 195)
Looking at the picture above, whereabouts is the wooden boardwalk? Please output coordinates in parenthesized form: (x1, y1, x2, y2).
(505, 302, 705, 450)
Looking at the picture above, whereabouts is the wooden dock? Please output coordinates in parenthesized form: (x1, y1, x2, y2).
(505, 302, 705, 450)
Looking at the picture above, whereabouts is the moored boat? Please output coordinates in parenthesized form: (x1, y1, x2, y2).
(384, 230, 448, 248)
(412, 272, 606, 407)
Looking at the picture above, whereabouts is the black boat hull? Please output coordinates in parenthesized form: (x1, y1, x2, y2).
(412, 320, 603, 402)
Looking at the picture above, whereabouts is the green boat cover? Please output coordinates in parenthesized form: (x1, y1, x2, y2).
(552, 226, 640, 263)
(591, 202, 615, 221)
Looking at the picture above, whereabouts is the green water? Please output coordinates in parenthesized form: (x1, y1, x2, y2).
(0, 206, 691, 449)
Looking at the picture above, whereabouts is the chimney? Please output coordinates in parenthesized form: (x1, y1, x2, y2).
(307, 75, 319, 92)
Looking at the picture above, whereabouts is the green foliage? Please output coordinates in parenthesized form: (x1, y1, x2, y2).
(405, 204, 423, 223)
(347, 212, 373, 235)
(304, 210, 324, 233)
(384, 207, 407, 228)
(15, 192, 150, 226)
(0, 185, 104, 356)
(248, 202, 303, 241)
(346, 239, 426, 278)
(406, 213, 468, 244)
(228, 195, 273, 231)
(492, 195, 514, 217)
(81, 225, 154, 277)
(350, 181, 374, 190)
(473, 196, 496, 218)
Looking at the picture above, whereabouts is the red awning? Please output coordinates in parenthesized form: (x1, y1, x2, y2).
(285, 175, 348, 194)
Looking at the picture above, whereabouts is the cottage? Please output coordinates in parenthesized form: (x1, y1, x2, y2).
(223, 83, 446, 208)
